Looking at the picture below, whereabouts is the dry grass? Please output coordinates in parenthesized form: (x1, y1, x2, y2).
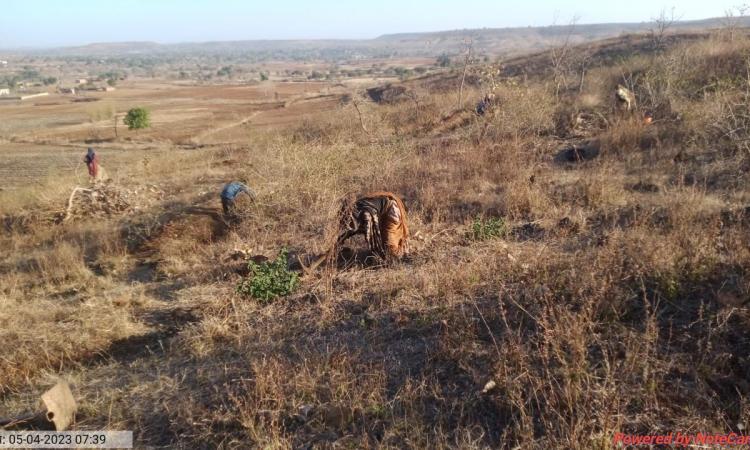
(1, 33, 750, 449)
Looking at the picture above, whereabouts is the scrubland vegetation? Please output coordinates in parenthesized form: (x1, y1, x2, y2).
(1, 31, 749, 449)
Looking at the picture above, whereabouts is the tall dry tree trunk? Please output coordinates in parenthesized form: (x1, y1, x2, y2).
(457, 39, 473, 109)
(549, 16, 579, 99)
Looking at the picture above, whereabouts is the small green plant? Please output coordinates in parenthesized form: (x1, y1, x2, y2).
(123, 107, 151, 131)
(658, 273, 680, 301)
(469, 216, 506, 241)
(237, 250, 299, 303)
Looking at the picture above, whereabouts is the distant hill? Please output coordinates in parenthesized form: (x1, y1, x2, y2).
(371, 17, 750, 56)
(69, 41, 161, 54)
(19, 16, 750, 60)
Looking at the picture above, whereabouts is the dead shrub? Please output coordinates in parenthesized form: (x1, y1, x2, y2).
(600, 117, 658, 154)
(291, 117, 339, 144)
(487, 82, 555, 139)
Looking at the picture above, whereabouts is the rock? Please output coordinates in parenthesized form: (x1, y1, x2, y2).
(627, 181, 661, 193)
(553, 217, 580, 237)
(333, 435, 360, 447)
(716, 291, 747, 307)
(512, 222, 545, 241)
(225, 249, 250, 261)
(249, 255, 270, 264)
(481, 380, 497, 394)
(298, 404, 314, 420)
(557, 217, 579, 232)
(366, 84, 408, 104)
(554, 141, 600, 164)
(720, 206, 750, 227)
(317, 404, 355, 429)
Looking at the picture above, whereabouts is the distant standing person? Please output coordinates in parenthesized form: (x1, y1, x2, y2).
(220, 181, 255, 218)
(84, 147, 98, 181)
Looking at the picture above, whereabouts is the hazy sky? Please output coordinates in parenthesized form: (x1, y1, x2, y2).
(0, 0, 745, 47)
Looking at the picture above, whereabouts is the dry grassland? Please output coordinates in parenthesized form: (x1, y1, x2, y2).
(1, 33, 749, 449)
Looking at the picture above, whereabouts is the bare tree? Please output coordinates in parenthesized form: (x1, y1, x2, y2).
(405, 89, 421, 110)
(722, 4, 749, 42)
(549, 16, 580, 98)
(457, 38, 474, 108)
(576, 48, 594, 94)
(650, 8, 679, 51)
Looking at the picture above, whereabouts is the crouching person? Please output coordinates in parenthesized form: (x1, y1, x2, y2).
(299, 191, 409, 275)
(220, 181, 255, 219)
(337, 191, 409, 260)
(476, 93, 496, 116)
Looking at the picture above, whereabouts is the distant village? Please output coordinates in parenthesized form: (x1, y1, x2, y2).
(0, 59, 118, 101)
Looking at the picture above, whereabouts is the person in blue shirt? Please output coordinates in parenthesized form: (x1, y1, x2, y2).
(220, 181, 255, 218)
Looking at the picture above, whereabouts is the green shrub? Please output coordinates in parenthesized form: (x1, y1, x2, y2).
(123, 107, 151, 131)
(236, 250, 299, 303)
(469, 216, 507, 241)
(656, 272, 680, 301)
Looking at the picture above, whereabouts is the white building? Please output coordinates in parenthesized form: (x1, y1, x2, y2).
(0, 88, 9, 96)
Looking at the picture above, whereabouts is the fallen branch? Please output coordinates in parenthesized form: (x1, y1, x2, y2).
(352, 99, 370, 135)
(0, 413, 42, 429)
(64, 186, 94, 222)
(298, 250, 331, 276)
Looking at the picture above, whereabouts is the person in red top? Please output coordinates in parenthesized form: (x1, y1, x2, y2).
(84, 148, 98, 180)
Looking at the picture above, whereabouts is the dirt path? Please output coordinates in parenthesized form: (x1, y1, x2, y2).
(193, 110, 263, 142)
(192, 92, 343, 142)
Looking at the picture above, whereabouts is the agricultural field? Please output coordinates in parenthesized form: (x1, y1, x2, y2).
(1, 28, 750, 450)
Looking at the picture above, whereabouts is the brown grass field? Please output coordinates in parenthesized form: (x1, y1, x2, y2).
(1, 32, 750, 449)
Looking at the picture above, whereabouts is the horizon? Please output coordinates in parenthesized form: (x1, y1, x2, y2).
(0, 0, 746, 49)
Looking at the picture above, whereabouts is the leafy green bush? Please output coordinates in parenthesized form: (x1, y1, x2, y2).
(123, 107, 151, 131)
(236, 250, 299, 303)
(469, 216, 507, 241)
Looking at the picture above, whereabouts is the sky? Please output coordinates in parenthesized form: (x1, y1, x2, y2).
(0, 0, 745, 48)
